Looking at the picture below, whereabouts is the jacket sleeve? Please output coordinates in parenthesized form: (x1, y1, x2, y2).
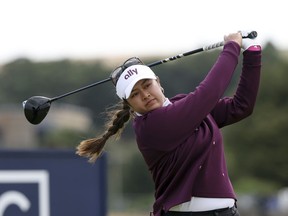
(134, 41, 241, 151)
(211, 49, 262, 127)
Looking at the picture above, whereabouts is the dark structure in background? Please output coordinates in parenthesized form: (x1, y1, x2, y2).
(0, 150, 107, 216)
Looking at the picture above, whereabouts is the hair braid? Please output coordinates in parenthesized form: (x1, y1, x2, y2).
(76, 100, 132, 163)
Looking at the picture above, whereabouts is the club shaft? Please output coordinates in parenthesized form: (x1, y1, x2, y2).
(50, 77, 111, 102)
(147, 48, 204, 67)
(49, 31, 258, 101)
(147, 31, 257, 67)
(147, 41, 224, 67)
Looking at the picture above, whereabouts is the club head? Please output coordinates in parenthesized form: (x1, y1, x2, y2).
(22, 96, 51, 125)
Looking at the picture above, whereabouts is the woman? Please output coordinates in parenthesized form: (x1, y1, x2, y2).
(77, 32, 261, 216)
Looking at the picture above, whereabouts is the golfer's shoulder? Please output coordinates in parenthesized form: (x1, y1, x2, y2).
(170, 94, 188, 102)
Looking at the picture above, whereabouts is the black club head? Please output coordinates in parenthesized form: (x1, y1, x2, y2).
(23, 96, 51, 125)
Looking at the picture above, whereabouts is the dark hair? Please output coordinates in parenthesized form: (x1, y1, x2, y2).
(76, 100, 132, 163)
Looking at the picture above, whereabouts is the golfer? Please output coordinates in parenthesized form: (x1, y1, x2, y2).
(77, 32, 261, 216)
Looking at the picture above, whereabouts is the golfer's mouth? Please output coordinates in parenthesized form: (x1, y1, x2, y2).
(146, 99, 156, 107)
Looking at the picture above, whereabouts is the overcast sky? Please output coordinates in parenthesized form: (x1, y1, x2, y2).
(0, 0, 287, 64)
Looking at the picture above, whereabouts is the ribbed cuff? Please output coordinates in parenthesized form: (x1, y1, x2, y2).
(247, 45, 261, 51)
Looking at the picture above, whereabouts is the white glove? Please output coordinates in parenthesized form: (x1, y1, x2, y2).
(241, 30, 261, 50)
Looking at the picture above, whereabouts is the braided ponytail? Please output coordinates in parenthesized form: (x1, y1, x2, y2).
(76, 100, 132, 163)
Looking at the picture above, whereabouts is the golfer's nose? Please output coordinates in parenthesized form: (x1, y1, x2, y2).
(141, 91, 150, 100)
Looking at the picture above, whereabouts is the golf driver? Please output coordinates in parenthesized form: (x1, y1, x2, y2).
(23, 31, 258, 125)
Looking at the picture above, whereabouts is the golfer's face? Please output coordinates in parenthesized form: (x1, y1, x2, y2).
(127, 79, 165, 114)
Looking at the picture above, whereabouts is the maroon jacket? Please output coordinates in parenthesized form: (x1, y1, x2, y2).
(133, 42, 261, 216)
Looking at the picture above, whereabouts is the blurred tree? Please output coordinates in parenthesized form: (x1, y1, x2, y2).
(122, 152, 154, 195)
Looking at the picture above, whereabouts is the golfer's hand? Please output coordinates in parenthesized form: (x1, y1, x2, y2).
(224, 32, 242, 47)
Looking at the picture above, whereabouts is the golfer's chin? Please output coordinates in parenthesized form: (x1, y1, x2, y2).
(145, 101, 163, 112)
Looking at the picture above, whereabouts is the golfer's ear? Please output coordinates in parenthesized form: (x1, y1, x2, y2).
(156, 76, 161, 83)
(156, 76, 165, 93)
(156, 76, 163, 87)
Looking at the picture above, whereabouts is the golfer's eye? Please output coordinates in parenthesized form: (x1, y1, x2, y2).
(144, 82, 152, 89)
(130, 92, 139, 98)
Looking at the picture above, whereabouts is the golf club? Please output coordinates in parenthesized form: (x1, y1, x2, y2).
(23, 31, 258, 125)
